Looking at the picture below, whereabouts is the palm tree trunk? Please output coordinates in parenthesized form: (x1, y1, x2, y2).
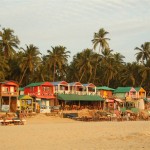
(79, 70, 85, 82)
(53, 62, 56, 82)
(93, 63, 98, 83)
(41, 74, 45, 82)
(19, 66, 28, 85)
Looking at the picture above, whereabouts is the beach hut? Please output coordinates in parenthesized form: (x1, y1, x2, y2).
(134, 87, 146, 110)
(24, 82, 55, 113)
(82, 83, 96, 95)
(68, 82, 84, 95)
(19, 87, 24, 95)
(18, 95, 33, 112)
(96, 86, 115, 110)
(96, 86, 115, 98)
(51, 81, 69, 94)
(113, 87, 137, 109)
(113, 87, 136, 100)
(0, 81, 19, 112)
(134, 87, 146, 99)
(57, 94, 104, 110)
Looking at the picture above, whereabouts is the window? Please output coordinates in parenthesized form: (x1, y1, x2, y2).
(2, 87, 9, 92)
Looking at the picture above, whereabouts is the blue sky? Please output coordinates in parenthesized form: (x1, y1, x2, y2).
(1, 0, 150, 62)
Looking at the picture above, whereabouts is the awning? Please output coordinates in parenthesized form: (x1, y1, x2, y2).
(18, 95, 33, 100)
(106, 99, 114, 103)
(58, 94, 104, 101)
(144, 98, 150, 102)
(115, 99, 123, 102)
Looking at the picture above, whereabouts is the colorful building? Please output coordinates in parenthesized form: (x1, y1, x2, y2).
(51, 81, 69, 94)
(0, 81, 19, 112)
(96, 86, 115, 110)
(24, 82, 55, 113)
(56, 82, 103, 109)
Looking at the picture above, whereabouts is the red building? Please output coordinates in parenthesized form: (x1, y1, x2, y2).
(0, 81, 19, 112)
(24, 82, 55, 113)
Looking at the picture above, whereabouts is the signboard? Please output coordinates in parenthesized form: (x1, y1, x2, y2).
(1, 105, 9, 112)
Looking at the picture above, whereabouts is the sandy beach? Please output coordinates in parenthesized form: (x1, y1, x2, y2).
(0, 114, 150, 150)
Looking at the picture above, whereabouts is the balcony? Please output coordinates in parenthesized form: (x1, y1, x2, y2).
(1, 91, 18, 96)
(56, 90, 97, 96)
(56, 90, 70, 94)
(29, 92, 54, 97)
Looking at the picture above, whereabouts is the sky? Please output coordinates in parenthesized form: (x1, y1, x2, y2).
(1, 0, 150, 62)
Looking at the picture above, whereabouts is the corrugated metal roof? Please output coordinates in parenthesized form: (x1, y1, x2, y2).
(134, 87, 146, 92)
(114, 87, 133, 93)
(18, 95, 33, 100)
(96, 86, 115, 91)
(51, 81, 62, 86)
(0, 81, 18, 86)
(58, 94, 103, 101)
(82, 83, 96, 87)
(51, 81, 68, 86)
(19, 87, 24, 91)
(82, 84, 89, 87)
(134, 87, 141, 91)
(69, 82, 83, 86)
(25, 82, 45, 87)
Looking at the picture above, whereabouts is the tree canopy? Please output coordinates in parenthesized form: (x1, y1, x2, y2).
(0, 27, 150, 91)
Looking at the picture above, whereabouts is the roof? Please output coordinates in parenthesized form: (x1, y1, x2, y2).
(113, 87, 134, 93)
(19, 87, 24, 91)
(18, 95, 33, 100)
(134, 87, 141, 91)
(69, 82, 83, 86)
(51, 81, 68, 86)
(0, 81, 18, 86)
(25, 82, 54, 87)
(82, 83, 96, 87)
(144, 98, 150, 102)
(134, 87, 146, 92)
(25, 82, 45, 87)
(58, 94, 104, 101)
(96, 86, 115, 91)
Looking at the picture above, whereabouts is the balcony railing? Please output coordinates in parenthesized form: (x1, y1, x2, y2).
(139, 95, 146, 99)
(29, 92, 54, 97)
(56, 90, 97, 95)
(0, 92, 18, 96)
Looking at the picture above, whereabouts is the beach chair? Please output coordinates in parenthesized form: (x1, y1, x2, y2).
(13, 118, 26, 125)
(1, 119, 13, 126)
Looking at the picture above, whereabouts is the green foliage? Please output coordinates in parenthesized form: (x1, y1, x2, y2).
(0, 26, 150, 91)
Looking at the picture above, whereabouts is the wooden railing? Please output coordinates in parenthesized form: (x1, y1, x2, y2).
(56, 90, 97, 95)
(0, 92, 18, 96)
(28, 92, 54, 97)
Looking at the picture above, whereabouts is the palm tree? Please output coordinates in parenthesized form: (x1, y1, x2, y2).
(92, 53, 102, 83)
(0, 28, 20, 59)
(66, 61, 80, 82)
(120, 62, 140, 86)
(100, 48, 118, 86)
(107, 52, 125, 87)
(46, 46, 70, 82)
(138, 59, 150, 86)
(74, 49, 95, 82)
(19, 44, 41, 85)
(113, 52, 125, 64)
(135, 42, 150, 65)
(92, 28, 110, 53)
(0, 53, 9, 81)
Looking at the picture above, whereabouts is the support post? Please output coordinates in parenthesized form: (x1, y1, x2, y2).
(9, 96, 11, 112)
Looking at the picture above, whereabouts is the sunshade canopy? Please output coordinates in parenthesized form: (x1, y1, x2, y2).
(18, 95, 33, 100)
(58, 94, 104, 101)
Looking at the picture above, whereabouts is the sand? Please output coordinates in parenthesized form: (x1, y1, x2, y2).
(0, 114, 150, 150)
